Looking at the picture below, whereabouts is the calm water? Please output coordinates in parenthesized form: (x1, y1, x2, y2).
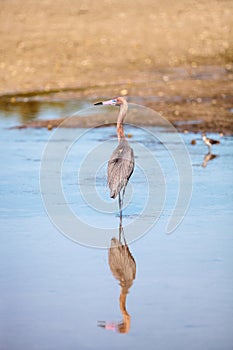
(0, 101, 233, 350)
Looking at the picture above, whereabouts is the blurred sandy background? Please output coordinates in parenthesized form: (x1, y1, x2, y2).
(0, 0, 233, 132)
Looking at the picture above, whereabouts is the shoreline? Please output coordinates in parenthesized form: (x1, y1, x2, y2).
(4, 65, 233, 135)
(1, 0, 232, 134)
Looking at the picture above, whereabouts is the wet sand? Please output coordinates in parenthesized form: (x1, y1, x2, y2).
(1, 0, 233, 133)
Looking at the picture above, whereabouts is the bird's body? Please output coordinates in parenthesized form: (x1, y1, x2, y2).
(202, 133, 220, 152)
(94, 97, 134, 214)
(108, 139, 134, 199)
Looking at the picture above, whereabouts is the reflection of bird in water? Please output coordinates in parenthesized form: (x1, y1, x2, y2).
(98, 218, 136, 333)
(202, 132, 220, 153)
(94, 97, 134, 217)
(202, 153, 218, 168)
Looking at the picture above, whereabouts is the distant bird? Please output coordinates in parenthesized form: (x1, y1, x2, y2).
(190, 139, 196, 145)
(202, 132, 220, 153)
(98, 218, 136, 333)
(94, 97, 134, 216)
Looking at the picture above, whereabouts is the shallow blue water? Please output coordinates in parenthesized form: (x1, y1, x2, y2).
(0, 103, 233, 350)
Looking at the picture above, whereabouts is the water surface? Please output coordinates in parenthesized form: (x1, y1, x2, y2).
(0, 102, 233, 350)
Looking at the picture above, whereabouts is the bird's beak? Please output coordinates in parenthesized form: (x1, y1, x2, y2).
(94, 99, 117, 106)
(94, 101, 103, 105)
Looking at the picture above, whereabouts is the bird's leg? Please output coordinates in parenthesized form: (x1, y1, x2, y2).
(122, 186, 126, 200)
(118, 188, 128, 243)
(120, 186, 126, 213)
(118, 192, 123, 221)
(118, 186, 127, 220)
(118, 206, 127, 245)
(208, 145, 211, 154)
(120, 186, 126, 216)
(118, 191, 125, 242)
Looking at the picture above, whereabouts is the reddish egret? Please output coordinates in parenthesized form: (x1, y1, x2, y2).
(94, 97, 134, 216)
(202, 132, 220, 153)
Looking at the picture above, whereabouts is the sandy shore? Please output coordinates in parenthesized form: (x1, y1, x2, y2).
(1, 0, 233, 133)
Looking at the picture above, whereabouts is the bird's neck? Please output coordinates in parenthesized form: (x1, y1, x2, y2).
(117, 124, 125, 142)
(117, 102, 128, 142)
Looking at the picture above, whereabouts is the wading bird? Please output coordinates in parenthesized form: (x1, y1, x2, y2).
(202, 132, 220, 153)
(94, 97, 134, 216)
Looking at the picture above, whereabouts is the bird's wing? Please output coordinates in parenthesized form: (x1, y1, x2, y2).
(107, 144, 135, 198)
(209, 138, 220, 144)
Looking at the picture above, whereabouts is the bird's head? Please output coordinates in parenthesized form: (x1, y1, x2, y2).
(94, 97, 125, 107)
(202, 132, 206, 137)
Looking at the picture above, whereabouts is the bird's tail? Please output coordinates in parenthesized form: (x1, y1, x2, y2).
(110, 190, 117, 199)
